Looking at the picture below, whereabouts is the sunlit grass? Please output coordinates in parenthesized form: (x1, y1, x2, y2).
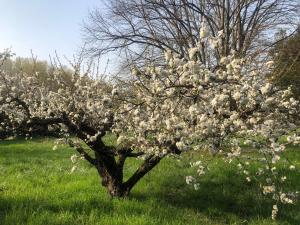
(0, 138, 299, 225)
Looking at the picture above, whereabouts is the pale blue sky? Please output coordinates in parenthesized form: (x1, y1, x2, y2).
(0, 0, 103, 62)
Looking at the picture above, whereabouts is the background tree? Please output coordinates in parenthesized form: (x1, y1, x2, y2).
(269, 27, 300, 98)
(84, 0, 299, 68)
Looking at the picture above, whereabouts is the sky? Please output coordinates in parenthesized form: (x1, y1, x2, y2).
(0, 0, 104, 64)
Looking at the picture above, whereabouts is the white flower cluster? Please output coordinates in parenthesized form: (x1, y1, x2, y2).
(0, 56, 117, 141)
(185, 175, 200, 190)
(113, 46, 299, 219)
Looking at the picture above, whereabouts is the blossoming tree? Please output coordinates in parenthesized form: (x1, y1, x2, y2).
(1, 27, 299, 218)
(113, 30, 300, 218)
(0, 50, 166, 197)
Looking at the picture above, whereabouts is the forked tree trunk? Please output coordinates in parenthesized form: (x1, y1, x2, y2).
(95, 152, 162, 198)
(100, 174, 129, 197)
(96, 165, 129, 197)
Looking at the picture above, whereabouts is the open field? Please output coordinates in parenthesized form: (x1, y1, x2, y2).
(0, 138, 299, 225)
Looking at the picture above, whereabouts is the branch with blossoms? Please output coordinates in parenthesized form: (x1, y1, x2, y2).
(0, 52, 170, 198)
(114, 41, 300, 219)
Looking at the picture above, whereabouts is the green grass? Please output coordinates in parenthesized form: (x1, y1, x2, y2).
(0, 138, 299, 225)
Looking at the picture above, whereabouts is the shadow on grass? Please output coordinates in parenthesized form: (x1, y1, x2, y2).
(0, 195, 114, 225)
(0, 192, 194, 225)
(129, 165, 300, 225)
(170, 173, 297, 223)
(1, 171, 299, 225)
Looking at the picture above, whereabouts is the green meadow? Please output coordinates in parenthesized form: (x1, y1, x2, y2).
(0, 138, 299, 225)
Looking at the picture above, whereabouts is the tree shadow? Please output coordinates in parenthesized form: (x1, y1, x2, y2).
(166, 172, 300, 225)
(130, 168, 300, 225)
(0, 194, 114, 222)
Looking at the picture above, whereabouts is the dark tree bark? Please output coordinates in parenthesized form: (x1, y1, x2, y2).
(94, 152, 162, 197)
(61, 115, 162, 197)
(0, 111, 13, 139)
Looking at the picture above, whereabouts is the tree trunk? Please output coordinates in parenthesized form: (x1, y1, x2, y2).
(95, 152, 162, 198)
(105, 177, 129, 197)
(94, 152, 127, 197)
(96, 168, 133, 197)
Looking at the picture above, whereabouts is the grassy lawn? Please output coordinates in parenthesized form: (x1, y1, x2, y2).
(0, 138, 299, 225)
